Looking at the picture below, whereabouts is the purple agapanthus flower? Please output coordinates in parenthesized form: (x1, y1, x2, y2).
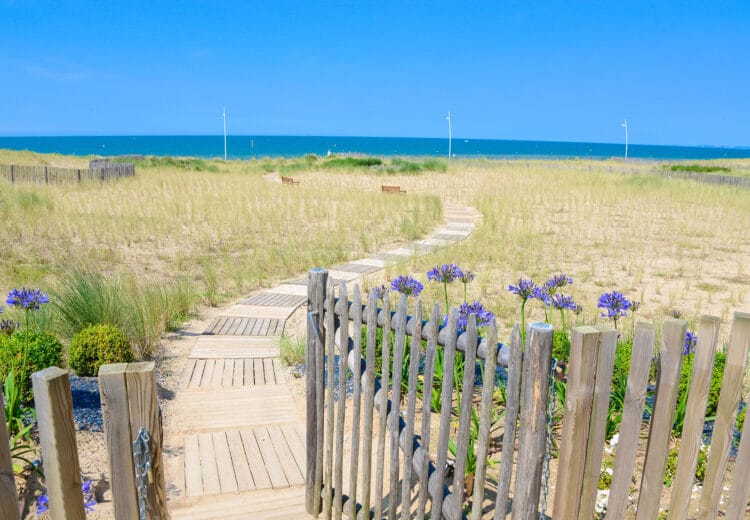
(390, 275, 423, 297)
(427, 264, 463, 284)
(459, 271, 475, 284)
(551, 293, 577, 311)
(573, 304, 584, 315)
(684, 331, 697, 356)
(630, 300, 641, 313)
(372, 284, 388, 300)
(531, 285, 552, 306)
(0, 319, 18, 336)
(508, 278, 536, 301)
(445, 300, 495, 332)
(545, 274, 573, 291)
(82, 480, 97, 512)
(598, 291, 631, 328)
(36, 494, 49, 515)
(6, 287, 49, 310)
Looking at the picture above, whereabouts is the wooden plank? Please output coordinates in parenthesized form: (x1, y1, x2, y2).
(263, 358, 275, 384)
(553, 326, 601, 520)
(189, 359, 206, 388)
(233, 359, 244, 386)
(374, 294, 393, 520)
(282, 425, 307, 475)
(212, 432, 239, 493)
(0, 394, 18, 520)
(125, 362, 168, 518)
(191, 336, 280, 359)
(452, 314, 480, 518)
(32, 367, 86, 520)
(268, 425, 305, 485)
(471, 321, 499, 520)
(333, 288, 348, 519)
(431, 308, 458, 520)
(255, 427, 289, 488)
(198, 433, 221, 495)
(218, 317, 235, 335)
(326, 269, 362, 282)
(579, 326, 618, 519)
(389, 295, 408, 520)
(400, 301, 423, 519)
(273, 358, 286, 384)
(182, 359, 198, 390)
(698, 312, 750, 519)
(416, 303, 439, 520)
(513, 322, 554, 519)
(323, 280, 336, 519)
(726, 397, 750, 518)
(245, 359, 254, 385)
(605, 323, 657, 520)
(208, 359, 223, 387)
(669, 315, 721, 520)
(348, 285, 364, 517)
(254, 358, 265, 385)
(222, 304, 298, 320)
(256, 318, 271, 336)
(227, 317, 245, 335)
(184, 435, 203, 497)
(170, 485, 307, 520)
(361, 292, 380, 517)
(99, 363, 137, 518)
(266, 284, 309, 296)
(241, 429, 272, 489)
(494, 324, 523, 520)
(226, 430, 255, 491)
(221, 359, 234, 386)
(636, 318, 687, 520)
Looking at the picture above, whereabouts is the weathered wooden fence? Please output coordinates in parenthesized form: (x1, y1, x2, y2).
(305, 268, 750, 519)
(0, 161, 135, 184)
(0, 363, 166, 520)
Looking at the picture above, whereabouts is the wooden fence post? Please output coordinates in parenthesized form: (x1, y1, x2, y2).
(10, 164, 14, 183)
(513, 321, 554, 520)
(99, 362, 167, 520)
(0, 401, 19, 520)
(306, 268, 328, 516)
(32, 367, 86, 520)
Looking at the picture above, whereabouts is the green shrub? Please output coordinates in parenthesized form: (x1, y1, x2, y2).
(552, 329, 571, 364)
(323, 157, 383, 169)
(0, 330, 64, 402)
(68, 324, 134, 376)
(667, 164, 731, 174)
(422, 159, 448, 172)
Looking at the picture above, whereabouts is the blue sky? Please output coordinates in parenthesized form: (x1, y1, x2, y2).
(1, 1, 748, 146)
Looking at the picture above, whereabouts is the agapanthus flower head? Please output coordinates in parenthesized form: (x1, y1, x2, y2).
(372, 284, 388, 300)
(630, 300, 641, 312)
(6, 287, 49, 310)
(445, 300, 495, 331)
(82, 480, 97, 512)
(551, 293, 577, 311)
(427, 264, 464, 284)
(684, 331, 697, 356)
(573, 304, 584, 315)
(390, 276, 423, 297)
(597, 291, 631, 320)
(670, 309, 683, 319)
(0, 319, 18, 336)
(459, 271, 476, 284)
(36, 494, 49, 515)
(531, 285, 552, 306)
(545, 274, 573, 291)
(508, 278, 536, 301)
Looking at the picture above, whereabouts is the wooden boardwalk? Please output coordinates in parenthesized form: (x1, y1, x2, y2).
(167, 204, 480, 519)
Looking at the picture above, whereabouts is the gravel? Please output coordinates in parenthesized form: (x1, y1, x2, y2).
(69, 375, 103, 432)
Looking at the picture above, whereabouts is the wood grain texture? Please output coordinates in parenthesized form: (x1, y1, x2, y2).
(698, 312, 750, 519)
(323, 280, 336, 520)
(361, 292, 380, 517)
(388, 296, 408, 520)
(636, 318, 687, 520)
(400, 301, 423, 519)
(348, 286, 364, 518)
(0, 400, 18, 520)
(605, 322, 656, 520)
(726, 396, 750, 519)
(374, 293, 393, 520)
(333, 283, 349, 520)
(669, 315, 721, 520)
(190, 336, 280, 359)
(32, 367, 86, 520)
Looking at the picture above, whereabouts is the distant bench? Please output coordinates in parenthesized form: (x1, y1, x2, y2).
(281, 176, 300, 185)
(381, 185, 406, 194)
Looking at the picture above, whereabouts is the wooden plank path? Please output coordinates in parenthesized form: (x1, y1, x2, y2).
(167, 203, 480, 519)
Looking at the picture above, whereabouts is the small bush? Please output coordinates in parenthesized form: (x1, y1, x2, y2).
(0, 330, 64, 402)
(667, 164, 731, 174)
(323, 157, 383, 169)
(552, 329, 571, 363)
(422, 159, 448, 172)
(280, 335, 306, 366)
(68, 324, 134, 376)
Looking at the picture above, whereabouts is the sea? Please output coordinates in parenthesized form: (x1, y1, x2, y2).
(1, 135, 749, 161)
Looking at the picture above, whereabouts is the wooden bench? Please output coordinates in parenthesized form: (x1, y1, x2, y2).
(381, 184, 406, 194)
(281, 176, 300, 185)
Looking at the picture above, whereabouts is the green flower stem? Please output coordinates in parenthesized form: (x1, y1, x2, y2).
(443, 282, 449, 315)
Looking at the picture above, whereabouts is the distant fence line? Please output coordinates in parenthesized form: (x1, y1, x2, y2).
(0, 159, 135, 185)
(657, 169, 750, 189)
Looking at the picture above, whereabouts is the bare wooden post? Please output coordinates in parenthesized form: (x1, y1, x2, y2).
(513, 321, 553, 520)
(99, 363, 167, 520)
(636, 318, 686, 520)
(44, 166, 49, 183)
(699, 312, 750, 519)
(0, 399, 19, 520)
(306, 267, 328, 516)
(10, 164, 14, 183)
(32, 367, 86, 520)
(553, 326, 601, 519)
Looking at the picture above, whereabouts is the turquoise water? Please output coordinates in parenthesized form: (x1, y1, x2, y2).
(1, 135, 749, 160)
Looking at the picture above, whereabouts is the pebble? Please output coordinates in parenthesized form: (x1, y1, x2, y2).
(69, 375, 103, 432)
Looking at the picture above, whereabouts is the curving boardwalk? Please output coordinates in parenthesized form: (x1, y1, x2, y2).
(168, 203, 480, 519)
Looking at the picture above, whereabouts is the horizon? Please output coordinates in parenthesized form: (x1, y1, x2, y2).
(2, 1, 749, 147)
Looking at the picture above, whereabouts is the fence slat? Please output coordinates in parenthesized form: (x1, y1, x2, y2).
(306, 268, 328, 515)
(431, 309, 459, 520)
(401, 301, 423, 519)
(389, 296, 408, 520)
(726, 397, 750, 519)
(348, 285, 364, 518)
(553, 326, 601, 519)
(0, 402, 18, 520)
(605, 323, 656, 520)
(32, 367, 86, 520)
(471, 321, 498, 520)
(578, 326, 618, 519)
(323, 280, 336, 519)
(374, 294, 392, 520)
(669, 315, 721, 520)
(361, 292, 379, 516)
(636, 318, 687, 520)
(698, 312, 750, 519)
(513, 322, 554, 520)
(416, 303, 440, 520)
(333, 282, 349, 520)
(494, 323, 522, 520)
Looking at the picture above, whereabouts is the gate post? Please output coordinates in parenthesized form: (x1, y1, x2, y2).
(1, 388, 20, 519)
(306, 268, 328, 516)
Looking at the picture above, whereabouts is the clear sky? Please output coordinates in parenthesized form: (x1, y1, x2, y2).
(1, 1, 748, 146)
